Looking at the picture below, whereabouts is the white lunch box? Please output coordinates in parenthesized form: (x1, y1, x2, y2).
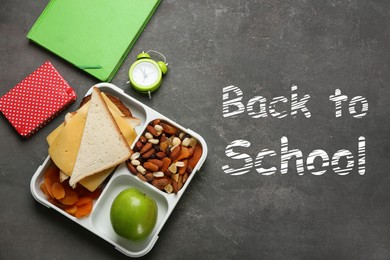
(30, 83, 208, 257)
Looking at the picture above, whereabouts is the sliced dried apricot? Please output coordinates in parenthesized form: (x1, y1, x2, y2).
(59, 189, 79, 206)
(43, 164, 60, 198)
(65, 205, 78, 215)
(48, 198, 66, 209)
(76, 196, 92, 207)
(176, 147, 191, 162)
(40, 183, 50, 198)
(161, 157, 171, 173)
(51, 182, 65, 200)
(44, 164, 60, 182)
(75, 200, 93, 218)
(187, 143, 202, 169)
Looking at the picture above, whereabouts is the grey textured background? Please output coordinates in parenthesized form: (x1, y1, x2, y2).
(1, 0, 390, 259)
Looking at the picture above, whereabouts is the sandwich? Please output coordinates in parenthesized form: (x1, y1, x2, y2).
(47, 87, 139, 191)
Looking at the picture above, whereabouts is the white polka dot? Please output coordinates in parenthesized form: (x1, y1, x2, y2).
(0, 61, 76, 137)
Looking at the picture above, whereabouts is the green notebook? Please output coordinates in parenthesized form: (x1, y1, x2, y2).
(27, 0, 160, 82)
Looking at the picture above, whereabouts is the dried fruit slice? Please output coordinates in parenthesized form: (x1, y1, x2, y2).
(187, 143, 202, 170)
(75, 200, 93, 218)
(51, 182, 66, 200)
(59, 189, 79, 206)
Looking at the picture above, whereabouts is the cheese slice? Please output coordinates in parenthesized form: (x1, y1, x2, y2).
(99, 92, 137, 145)
(47, 121, 65, 145)
(49, 103, 89, 176)
(48, 92, 137, 191)
(101, 93, 124, 116)
(46, 111, 76, 145)
(78, 167, 115, 191)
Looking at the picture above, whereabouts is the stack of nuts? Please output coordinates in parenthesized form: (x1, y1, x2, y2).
(126, 119, 203, 194)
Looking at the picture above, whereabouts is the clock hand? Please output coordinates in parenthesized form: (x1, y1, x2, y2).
(140, 67, 147, 77)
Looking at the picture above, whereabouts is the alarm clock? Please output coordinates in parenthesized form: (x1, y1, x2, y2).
(128, 50, 168, 98)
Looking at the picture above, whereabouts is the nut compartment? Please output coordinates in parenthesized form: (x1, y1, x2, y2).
(30, 83, 208, 257)
(128, 118, 204, 194)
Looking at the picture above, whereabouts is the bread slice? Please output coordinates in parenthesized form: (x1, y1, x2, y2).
(68, 87, 131, 187)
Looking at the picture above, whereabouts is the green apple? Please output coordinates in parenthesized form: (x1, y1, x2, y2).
(110, 188, 158, 241)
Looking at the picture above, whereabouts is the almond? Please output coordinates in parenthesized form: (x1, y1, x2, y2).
(144, 162, 159, 172)
(172, 180, 179, 193)
(139, 135, 147, 143)
(152, 178, 170, 190)
(126, 161, 137, 175)
(169, 145, 181, 161)
(160, 122, 178, 135)
(141, 148, 156, 159)
(135, 141, 144, 151)
(140, 142, 152, 154)
(156, 151, 166, 159)
(148, 159, 164, 169)
(164, 169, 172, 177)
(152, 119, 161, 126)
(147, 124, 159, 137)
(145, 173, 154, 182)
(137, 173, 147, 182)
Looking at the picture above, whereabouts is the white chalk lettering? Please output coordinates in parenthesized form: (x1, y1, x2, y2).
(222, 140, 253, 175)
(247, 96, 267, 118)
(329, 89, 348, 117)
(332, 149, 354, 175)
(269, 96, 288, 118)
(306, 149, 329, 176)
(254, 149, 277, 175)
(358, 136, 366, 175)
(349, 96, 369, 119)
(329, 89, 368, 118)
(222, 85, 311, 118)
(291, 85, 311, 118)
(281, 136, 305, 175)
(222, 85, 245, 118)
(222, 136, 366, 176)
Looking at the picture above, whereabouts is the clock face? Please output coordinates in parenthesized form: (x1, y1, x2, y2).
(131, 61, 160, 87)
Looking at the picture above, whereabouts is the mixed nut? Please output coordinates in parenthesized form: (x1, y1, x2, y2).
(126, 119, 203, 193)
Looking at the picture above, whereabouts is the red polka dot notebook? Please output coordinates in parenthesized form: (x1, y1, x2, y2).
(0, 61, 76, 138)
